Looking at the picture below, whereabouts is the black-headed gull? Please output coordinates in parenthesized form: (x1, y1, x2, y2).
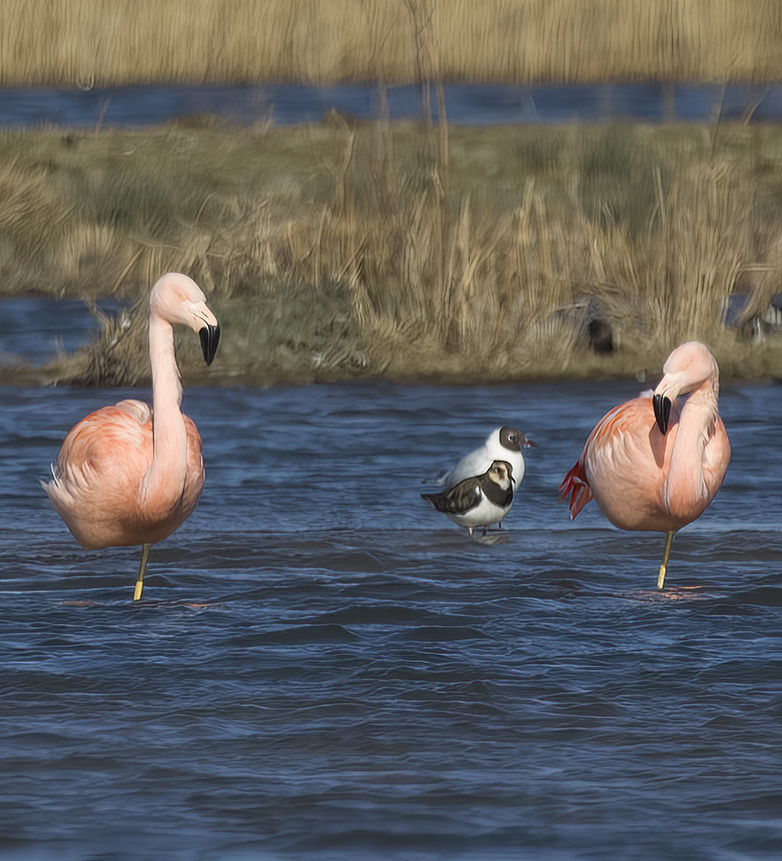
(440, 426, 534, 489)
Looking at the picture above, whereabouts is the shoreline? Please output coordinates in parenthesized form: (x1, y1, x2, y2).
(1, 118, 782, 387)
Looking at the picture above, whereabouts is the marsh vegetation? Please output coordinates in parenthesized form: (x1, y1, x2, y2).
(2, 0, 781, 86)
(1, 115, 782, 385)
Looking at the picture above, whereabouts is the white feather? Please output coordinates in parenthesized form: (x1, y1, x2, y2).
(441, 427, 526, 488)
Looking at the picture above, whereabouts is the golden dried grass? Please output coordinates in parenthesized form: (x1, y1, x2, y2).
(2, 119, 782, 384)
(1, 0, 781, 86)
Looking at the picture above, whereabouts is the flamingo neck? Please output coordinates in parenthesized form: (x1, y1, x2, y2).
(143, 311, 188, 507)
(664, 384, 718, 520)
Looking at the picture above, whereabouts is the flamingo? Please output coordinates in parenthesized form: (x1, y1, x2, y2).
(559, 341, 730, 589)
(43, 272, 220, 601)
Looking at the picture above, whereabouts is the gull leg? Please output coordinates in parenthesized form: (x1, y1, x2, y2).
(133, 543, 152, 602)
(657, 531, 675, 590)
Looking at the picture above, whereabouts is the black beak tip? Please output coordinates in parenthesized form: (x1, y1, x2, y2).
(199, 323, 220, 366)
(653, 393, 671, 435)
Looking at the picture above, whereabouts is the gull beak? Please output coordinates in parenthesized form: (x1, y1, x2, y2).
(653, 393, 671, 435)
(199, 323, 220, 365)
(522, 435, 538, 448)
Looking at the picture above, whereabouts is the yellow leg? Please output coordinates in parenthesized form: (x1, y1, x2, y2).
(133, 543, 151, 602)
(657, 531, 675, 590)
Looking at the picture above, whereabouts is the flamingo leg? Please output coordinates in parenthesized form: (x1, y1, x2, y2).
(133, 543, 152, 602)
(657, 531, 675, 590)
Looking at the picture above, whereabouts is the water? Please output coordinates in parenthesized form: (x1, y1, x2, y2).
(0, 297, 129, 367)
(0, 81, 780, 129)
(2, 373, 782, 861)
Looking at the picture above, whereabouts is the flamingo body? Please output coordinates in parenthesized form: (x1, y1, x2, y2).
(42, 272, 220, 600)
(560, 341, 730, 587)
(46, 400, 204, 550)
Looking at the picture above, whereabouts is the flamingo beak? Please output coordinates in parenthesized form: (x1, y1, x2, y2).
(653, 393, 671, 435)
(199, 323, 220, 365)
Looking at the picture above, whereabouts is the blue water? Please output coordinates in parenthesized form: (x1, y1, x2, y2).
(2, 372, 781, 860)
(0, 81, 780, 128)
(0, 297, 129, 367)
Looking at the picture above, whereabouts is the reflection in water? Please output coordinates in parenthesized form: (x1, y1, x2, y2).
(1, 379, 781, 860)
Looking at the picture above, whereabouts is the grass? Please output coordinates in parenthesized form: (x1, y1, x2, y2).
(1, 0, 782, 86)
(2, 116, 782, 386)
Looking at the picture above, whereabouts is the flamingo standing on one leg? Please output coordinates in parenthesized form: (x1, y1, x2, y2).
(559, 341, 730, 589)
(42, 272, 220, 601)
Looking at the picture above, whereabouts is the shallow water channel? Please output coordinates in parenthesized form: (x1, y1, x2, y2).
(2, 374, 781, 860)
(1, 81, 781, 128)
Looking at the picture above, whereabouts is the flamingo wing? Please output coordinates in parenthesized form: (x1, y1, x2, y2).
(51, 400, 154, 497)
(559, 459, 592, 519)
(44, 399, 204, 550)
(47, 400, 152, 501)
(560, 398, 660, 521)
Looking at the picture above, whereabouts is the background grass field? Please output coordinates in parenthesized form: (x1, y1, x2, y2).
(2, 117, 782, 385)
(1, 0, 781, 85)
(1, 1, 782, 384)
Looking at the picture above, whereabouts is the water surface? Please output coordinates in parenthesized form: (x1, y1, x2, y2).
(2, 379, 781, 860)
(0, 81, 780, 128)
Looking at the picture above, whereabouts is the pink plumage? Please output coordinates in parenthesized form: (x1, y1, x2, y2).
(46, 401, 204, 550)
(43, 273, 220, 600)
(560, 341, 731, 588)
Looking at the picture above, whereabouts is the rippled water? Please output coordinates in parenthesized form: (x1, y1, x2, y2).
(2, 378, 782, 860)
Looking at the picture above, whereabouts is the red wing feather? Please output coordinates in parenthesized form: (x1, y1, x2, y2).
(559, 460, 592, 520)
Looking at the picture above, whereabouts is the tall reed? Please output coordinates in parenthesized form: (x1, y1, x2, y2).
(1, 0, 781, 85)
(1, 120, 781, 384)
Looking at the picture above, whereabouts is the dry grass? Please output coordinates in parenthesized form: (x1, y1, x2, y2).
(2, 118, 782, 385)
(1, 0, 782, 86)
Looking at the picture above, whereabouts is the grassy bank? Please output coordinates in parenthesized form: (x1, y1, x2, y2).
(2, 116, 782, 386)
(1, 0, 782, 86)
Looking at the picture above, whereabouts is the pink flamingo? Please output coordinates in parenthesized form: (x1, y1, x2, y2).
(559, 341, 730, 589)
(43, 273, 220, 601)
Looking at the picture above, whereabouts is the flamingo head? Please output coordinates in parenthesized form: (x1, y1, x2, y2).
(150, 272, 220, 365)
(653, 341, 720, 435)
